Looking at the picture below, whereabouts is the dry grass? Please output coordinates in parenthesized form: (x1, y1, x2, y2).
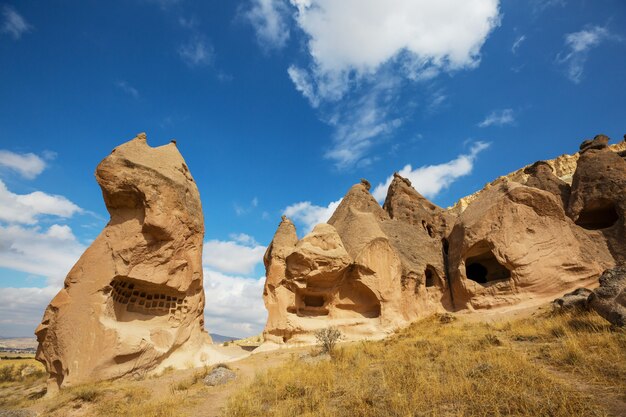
(503, 309, 626, 391)
(0, 357, 47, 408)
(223, 310, 624, 417)
(41, 380, 195, 417)
(1, 309, 623, 416)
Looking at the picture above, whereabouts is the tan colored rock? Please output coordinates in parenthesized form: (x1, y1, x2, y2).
(35, 134, 226, 393)
(568, 136, 626, 262)
(451, 139, 626, 214)
(262, 175, 454, 344)
(447, 182, 613, 310)
(263, 135, 625, 343)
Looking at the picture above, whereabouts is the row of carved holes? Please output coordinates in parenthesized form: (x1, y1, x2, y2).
(111, 280, 189, 315)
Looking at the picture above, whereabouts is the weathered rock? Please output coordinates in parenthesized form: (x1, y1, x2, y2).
(262, 134, 625, 344)
(568, 136, 626, 262)
(588, 267, 626, 327)
(262, 175, 454, 344)
(451, 138, 626, 214)
(203, 365, 236, 386)
(447, 182, 612, 310)
(580, 134, 609, 153)
(35, 134, 225, 394)
(524, 161, 571, 208)
(552, 288, 592, 312)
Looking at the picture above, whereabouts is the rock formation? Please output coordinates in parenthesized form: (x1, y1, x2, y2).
(35, 134, 226, 393)
(263, 135, 625, 343)
(552, 288, 593, 311)
(588, 267, 626, 327)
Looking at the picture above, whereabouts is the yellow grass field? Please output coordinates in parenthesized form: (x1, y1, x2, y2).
(0, 308, 624, 416)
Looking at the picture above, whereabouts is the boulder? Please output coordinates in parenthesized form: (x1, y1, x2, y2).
(588, 267, 626, 327)
(35, 134, 224, 394)
(204, 365, 236, 386)
(579, 134, 609, 153)
(552, 288, 592, 312)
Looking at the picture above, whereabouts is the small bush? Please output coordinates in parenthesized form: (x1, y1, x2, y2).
(314, 327, 342, 355)
(0, 364, 15, 382)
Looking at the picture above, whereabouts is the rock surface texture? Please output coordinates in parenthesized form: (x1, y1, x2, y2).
(263, 135, 626, 343)
(35, 134, 225, 393)
(588, 267, 626, 327)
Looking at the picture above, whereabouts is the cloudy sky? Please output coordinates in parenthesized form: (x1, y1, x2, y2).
(0, 0, 625, 338)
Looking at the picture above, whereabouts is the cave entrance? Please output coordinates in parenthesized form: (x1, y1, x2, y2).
(465, 245, 510, 284)
(575, 199, 619, 230)
(424, 266, 437, 287)
(303, 294, 325, 307)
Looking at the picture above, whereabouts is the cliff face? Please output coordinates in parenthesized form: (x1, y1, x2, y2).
(262, 135, 625, 343)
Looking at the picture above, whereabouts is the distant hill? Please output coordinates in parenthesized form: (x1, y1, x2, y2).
(209, 333, 237, 344)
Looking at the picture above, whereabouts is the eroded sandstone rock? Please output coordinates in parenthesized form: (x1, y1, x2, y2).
(263, 175, 455, 344)
(35, 134, 225, 393)
(263, 135, 625, 343)
(447, 182, 613, 310)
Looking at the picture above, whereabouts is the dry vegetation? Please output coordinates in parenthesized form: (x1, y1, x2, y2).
(224, 310, 626, 417)
(1, 309, 624, 416)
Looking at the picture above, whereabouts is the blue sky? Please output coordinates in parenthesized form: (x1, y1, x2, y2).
(0, 0, 625, 337)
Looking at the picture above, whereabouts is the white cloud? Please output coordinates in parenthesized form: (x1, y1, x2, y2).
(229, 232, 260, 247)
(203, 238, 265, 275)
(0, 179, 82, 224)
(372, 141, 490, 201)
(325, 82, 402, 168)
(289, 0, 501, 96)
(287, 65, 320, 107)
(512, 35, 526, 53)
(245, 0, 290, 51)
(203, 269, 266, 338)
(478, 108, 515, 128)
(558, 26, 612, 84)
(0, 286, 59, 337)
(234, 197, 259, 216)
(531, 0, 566, 13)
(0, 224, 85, 288)
(116, 80, 139, 99)
(1, 5, 32, 40)
(179, 36, 214, 67)
(284, 198, 342, 234)
(285, 0, 500, 169)
(0, 150, 46, 179)
(427, 89, 448, 113)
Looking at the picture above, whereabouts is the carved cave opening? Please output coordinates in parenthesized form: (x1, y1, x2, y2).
(465, 246, 511, 284)
(296, 291, 328, 316)
(425, 266, 436, 287)
(303, 294, 325, 307)
(575, 199, 619, 230)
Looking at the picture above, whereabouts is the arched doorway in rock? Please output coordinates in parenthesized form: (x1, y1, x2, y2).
(464, 242, 511, 284)
(424, 265, 438, 287)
